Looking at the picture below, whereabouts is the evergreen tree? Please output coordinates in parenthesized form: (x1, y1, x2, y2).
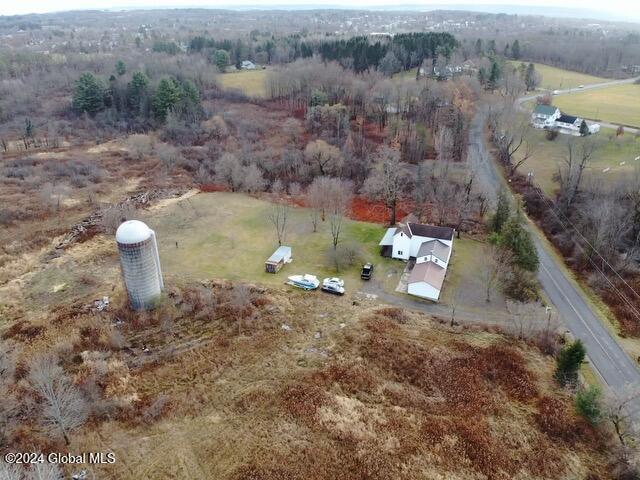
(72, 72, 105, 115)
(575, 385, 602, 425)
(555, 340, 586, 386)
(500, 209, 539, 272)
(212, 49, 230, 72)
(503, 43, 510, 57)
(127, 71, 149, 115)
(487, 39, 496, 55)
(491, 189, 510, 232)
(488, 60, 501, 91)
(153, 77, 182, 121)
(474, 38, 483, 56)
(511, 39, 521, 59)
(477, 66, 487, 86)
(115, 60, 126, 76)
(524, 63, 539, 91)
(579, 120, 590, 136)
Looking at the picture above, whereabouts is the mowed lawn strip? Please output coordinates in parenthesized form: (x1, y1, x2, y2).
(216, 68, 270, 98)
(553, 83, 640, 128)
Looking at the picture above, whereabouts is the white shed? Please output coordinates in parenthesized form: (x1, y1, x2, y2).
(265, 246, 292, 273)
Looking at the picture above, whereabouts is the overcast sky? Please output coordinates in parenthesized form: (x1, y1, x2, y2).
(2, 0, 640, 22)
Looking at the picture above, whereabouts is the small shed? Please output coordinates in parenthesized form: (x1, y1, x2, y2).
(265, 246, 292, 273)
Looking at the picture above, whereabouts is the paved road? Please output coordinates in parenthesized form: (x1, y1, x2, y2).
(469, 106, 640, 395)
(517, 76, 640, 133)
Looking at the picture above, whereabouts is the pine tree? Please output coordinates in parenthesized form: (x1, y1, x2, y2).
(115, 60, 126, 76)
(555, 340, 586, 386)
(127, 71, 149, 116)
(488, 61, 501, 91)
(511, 39, 521, 60)
(72, 72, 105, 115)
(491, 189, 510, 232)
(500, 209, 539, 272)
(212, 49, 230, 72)
(524, 63, 539, 91)
(579, 120, 589, 136)
(153, 77, 182, 121)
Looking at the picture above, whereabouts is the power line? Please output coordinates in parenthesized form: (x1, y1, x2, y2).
(527, 187, 640, 322)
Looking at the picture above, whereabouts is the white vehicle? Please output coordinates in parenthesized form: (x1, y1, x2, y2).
(552, 90, 560, 95)
(321, 277, 345, 295)
(578, 84, 585, 88)
(287, 274, 320, 290)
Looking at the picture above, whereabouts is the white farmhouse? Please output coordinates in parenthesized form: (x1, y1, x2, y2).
(555, 114, 583, 136)
(379, 222, 454, 302)
(531, 104, 560, 129)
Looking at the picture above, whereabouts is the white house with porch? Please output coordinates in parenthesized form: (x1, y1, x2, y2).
(531, 104, 561, 129)
(379, 221, 454, 302)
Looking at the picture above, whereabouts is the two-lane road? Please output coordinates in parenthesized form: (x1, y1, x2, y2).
(469, 106, 640, 398)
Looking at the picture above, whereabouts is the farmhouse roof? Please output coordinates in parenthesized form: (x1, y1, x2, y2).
(408, 261, 447, 290)
(408, 223, 454, 241)
(417, 239, 451, 262)
(379, 228, 397, 246)
(558, 114, 579, 124)
(533, 104, 558, 116)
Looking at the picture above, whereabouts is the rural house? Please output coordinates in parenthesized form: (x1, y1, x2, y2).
(379, 221, 454, 302)
(241, 60, 256, 70)
(531, 104, 560, 128)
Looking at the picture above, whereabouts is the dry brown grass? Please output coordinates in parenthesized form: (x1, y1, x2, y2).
(47, 290, 610, 480)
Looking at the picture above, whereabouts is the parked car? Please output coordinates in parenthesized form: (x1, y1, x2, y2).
(553, 90, 560, 95)
(361, 263, 374, 280)
(321, 277, 345, 295)
(578, 84, 585, 88)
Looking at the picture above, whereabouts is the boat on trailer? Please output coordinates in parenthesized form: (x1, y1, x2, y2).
(286, 274, 320, 291)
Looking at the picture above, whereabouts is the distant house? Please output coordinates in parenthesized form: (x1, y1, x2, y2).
(379, 221, 454, 302)
(265, 246, 292, 273)
(241, 60, 256, 70)
(555, 114, 582, 136)
(531, 104, 560, 129)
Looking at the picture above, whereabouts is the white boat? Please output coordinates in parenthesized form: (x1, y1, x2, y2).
(287, 274, 320, 290)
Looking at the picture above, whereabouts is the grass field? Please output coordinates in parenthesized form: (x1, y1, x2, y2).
(141, 192, 397, 290)
(509, 61, 607, 90)
(514, 124, 640, 195)
(553, 83, 640, 128)
(217, 68, 269, 97)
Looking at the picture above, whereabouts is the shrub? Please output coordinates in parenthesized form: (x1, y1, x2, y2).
(574, 385, 602, 426)
(126, 134, 153, 160)
(555, 340, 586, 387)
(545, 129, 559, 141)
(504, 267, 540, 302)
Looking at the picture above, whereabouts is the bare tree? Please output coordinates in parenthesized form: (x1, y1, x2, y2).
(231, 284, 253, 336)
(603, 386, 640, 474)
(304, 140, 343, 176)
(28, 356, 88, 445)
(268, 203, 288, 246)
(363, 146, 410, 225)
(327, 179, 353, 250)
(557, 139, 596, 213)
(481, 244, 511, 303)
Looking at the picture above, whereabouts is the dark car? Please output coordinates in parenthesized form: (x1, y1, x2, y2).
(361, 263, 374, 280)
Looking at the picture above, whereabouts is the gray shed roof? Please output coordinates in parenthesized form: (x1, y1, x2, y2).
(266, 245, 291, 264)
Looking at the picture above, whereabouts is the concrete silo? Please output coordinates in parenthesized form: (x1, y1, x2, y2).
(116, 220, 164, 310)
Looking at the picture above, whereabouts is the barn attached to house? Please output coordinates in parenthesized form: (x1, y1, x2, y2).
(265, 246, 292, 273)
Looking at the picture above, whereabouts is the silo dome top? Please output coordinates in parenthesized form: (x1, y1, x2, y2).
(116, 220, 153, 244)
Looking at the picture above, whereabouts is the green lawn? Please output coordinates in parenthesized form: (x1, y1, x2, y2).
(141, 192, 396, 291)
(515, 124, 640, 195)
(509, 61, 607, 90)
(553, 83, 640, 128)
(217, 68, 269, 98)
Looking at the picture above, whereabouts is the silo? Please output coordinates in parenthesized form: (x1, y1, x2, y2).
(116, 220, 164, 310)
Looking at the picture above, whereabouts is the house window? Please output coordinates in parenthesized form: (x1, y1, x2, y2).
(397, 250, 403, 255)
